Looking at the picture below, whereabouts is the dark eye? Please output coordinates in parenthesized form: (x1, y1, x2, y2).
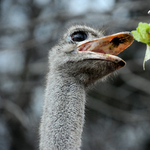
(71, 31, 87, 42)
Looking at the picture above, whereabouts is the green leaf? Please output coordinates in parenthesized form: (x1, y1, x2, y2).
(131, 22, 150, 44)
(131, 22, 150, 69)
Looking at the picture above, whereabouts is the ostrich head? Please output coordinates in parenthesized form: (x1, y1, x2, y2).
(49, 25, 133, 86)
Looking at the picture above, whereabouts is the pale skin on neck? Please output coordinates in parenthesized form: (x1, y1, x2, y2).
(40, 72, 85, 150)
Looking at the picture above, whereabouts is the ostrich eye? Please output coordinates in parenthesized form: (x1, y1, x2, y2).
(71, 31, 87, 42)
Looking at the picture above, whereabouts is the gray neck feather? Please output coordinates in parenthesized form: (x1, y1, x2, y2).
(40, 70, 86, 150)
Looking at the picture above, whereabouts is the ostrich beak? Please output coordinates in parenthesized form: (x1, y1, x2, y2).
(77, 32, 134, 66)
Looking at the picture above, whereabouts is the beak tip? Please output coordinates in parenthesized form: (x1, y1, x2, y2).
(129, 32, 133, 36)
(118, 60, 126, 67)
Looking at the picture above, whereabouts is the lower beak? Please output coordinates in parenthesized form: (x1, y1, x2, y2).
(77, 32, 134, 67)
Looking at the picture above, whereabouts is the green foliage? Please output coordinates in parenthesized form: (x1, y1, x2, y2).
(131, 22, 150, 69)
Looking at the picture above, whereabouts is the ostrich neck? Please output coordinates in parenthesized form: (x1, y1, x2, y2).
(40, 70, 86, 150)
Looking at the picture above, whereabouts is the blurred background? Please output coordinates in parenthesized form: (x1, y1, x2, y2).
(0, 0, 150, 150)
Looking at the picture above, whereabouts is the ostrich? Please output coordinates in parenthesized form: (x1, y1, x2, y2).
(39, 25, 133, 150)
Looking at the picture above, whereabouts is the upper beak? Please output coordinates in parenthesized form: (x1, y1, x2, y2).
(77, 32, 134, 67)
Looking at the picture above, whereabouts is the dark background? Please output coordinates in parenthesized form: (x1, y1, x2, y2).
(0, 0, 150, 150)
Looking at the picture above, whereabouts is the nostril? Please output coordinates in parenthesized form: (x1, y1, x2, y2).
(118, 60, 126, 67)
